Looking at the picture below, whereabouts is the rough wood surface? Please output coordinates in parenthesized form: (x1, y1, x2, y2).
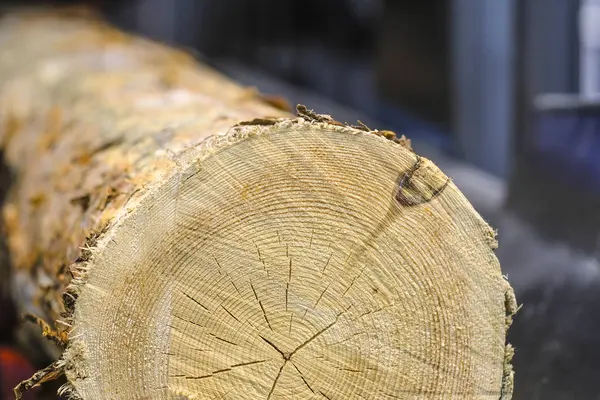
(0, 9, 516, 400)
(0, 7, 286, 329)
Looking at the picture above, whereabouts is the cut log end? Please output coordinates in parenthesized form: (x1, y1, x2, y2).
(0, 10, 515, 399)
(58, 122, 512, 399)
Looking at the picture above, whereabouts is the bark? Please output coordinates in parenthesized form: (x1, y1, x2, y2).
(0, 8, 516, 400)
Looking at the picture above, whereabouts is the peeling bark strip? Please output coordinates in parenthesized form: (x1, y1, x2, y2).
(0, 8, 515, 400)
(13, 360, 64, 400)
(23, 314, 67, 348)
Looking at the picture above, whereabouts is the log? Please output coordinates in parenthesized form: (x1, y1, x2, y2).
(0, 8, 517, 400)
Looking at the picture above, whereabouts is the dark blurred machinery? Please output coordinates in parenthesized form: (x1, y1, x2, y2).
(503, 1, 600, 399)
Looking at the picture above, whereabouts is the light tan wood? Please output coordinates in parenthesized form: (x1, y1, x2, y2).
(0, 9, 516, 400)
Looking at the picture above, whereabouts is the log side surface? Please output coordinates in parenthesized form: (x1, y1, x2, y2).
(0, 9, 286, 326)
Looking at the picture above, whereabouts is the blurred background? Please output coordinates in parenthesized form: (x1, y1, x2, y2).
(1, 0, 600, 399)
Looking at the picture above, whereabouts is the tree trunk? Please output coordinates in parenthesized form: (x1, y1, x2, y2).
(0, 8, 516, 400)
